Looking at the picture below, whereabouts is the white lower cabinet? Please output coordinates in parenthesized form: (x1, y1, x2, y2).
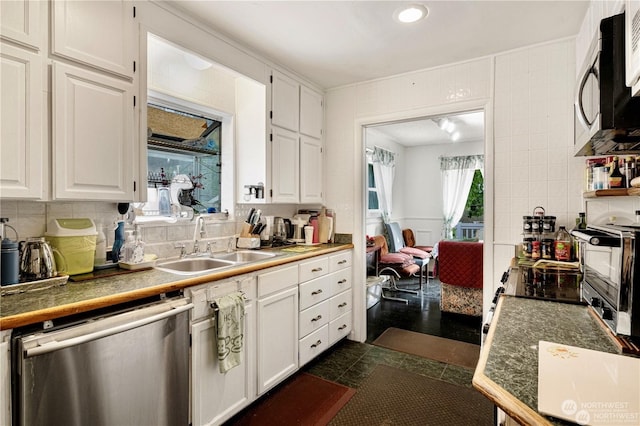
(256, 265, 299, 395)
(189, 276, 256, 426)
(298, 250, 353, 367)
(1, 332, 11, 426)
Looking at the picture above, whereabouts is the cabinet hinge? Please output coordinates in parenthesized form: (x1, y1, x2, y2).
(133, 95, 136, 107)
(270, 189, 273, 197)
(133, 61, 136, 73)
(270, 75, 273, 84)
(133, 6, 136, 18)
(133, 181, 136, 192)
(269, 133, 273, 142)
(270, 110, 273, 120)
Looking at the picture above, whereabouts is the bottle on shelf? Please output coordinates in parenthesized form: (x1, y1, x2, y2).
(608, 156, 625, 188)
(623, 156, 636, 188)
(575, 212, 587, 230)
(554, 226, 572, 261)
(94, 222, 107, 266)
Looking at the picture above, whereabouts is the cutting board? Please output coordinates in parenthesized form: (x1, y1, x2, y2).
(538, 340, 640, 425)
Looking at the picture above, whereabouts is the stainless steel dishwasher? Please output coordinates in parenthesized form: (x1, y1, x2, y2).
(11, 297, 193, 426)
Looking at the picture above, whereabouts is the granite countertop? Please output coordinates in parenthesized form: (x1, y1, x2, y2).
(473, 295, 621, 425)
(0, 243, 353, 330)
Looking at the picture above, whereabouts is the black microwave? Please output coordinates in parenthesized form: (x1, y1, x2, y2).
(574, 12, 640, 156)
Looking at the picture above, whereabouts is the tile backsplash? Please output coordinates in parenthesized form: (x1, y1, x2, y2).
(0, 200, 321, 260)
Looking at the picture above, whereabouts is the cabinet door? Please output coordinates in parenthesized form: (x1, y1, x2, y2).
(299, 86, 323, 138)
(0, 42, 43, 199)
(0, 339, 9, 426)
(257, 286, 298, 395)
(51, 0, 134, 78)
(300, 135, 323, 203)
(271, 126, 299, 203)
(53, 62, 135, 200)
(271, 70, 299, 132)
(0, 0, 41, 49)
(191, 302, 255, 426)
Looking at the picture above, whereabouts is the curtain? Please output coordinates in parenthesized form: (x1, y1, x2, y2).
(372, 147, 395, 223)
(440, 155, 484, 239)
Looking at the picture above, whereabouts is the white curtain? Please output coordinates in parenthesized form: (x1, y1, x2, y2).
(440, 155, 484, 239)
(372, 147, 395, 223)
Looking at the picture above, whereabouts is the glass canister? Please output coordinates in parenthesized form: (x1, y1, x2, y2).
(542, 216, 556, 233)
(523, 216, 533, 233)
(1, 239, 19, 285)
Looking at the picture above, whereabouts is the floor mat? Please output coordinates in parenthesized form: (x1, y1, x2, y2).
(225, 372, 355, 426)
(372, 327, 480, 369)
(329, 364, 493, 425)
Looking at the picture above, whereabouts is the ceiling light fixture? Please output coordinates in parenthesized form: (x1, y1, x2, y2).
(451, 131, 460, 142)
(394, 4, 428, 24)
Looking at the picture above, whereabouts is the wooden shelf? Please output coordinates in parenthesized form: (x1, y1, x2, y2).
(583, 188, 640, 198)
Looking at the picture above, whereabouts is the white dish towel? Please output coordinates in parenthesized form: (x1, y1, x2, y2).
(215, 292, 245, 373)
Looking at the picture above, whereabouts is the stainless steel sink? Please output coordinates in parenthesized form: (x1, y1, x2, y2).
(214, 250, 277, 263)
(155, 257, 236, 275)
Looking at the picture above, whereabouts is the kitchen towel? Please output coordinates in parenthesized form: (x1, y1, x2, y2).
(215, 292, 245, 373)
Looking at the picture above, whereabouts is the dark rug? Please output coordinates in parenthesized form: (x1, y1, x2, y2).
(372, 327, 480, 369)
(329, 364, 494, 425)
(225, 372, 355, 426)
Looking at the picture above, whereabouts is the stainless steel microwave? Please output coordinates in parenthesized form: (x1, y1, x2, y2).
(574, 12, 640, 156)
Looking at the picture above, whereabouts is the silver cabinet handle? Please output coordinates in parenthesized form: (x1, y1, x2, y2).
(311, 267, 323, 272)
(338, 279, 347, 284)
(310, 340, 322, 348)
(311, 315, 323, 322)
(338, 324, 347, 330)
(311, 289, 323, 295)
(338, 302, 348, 308)
(26, 303, 194, 357)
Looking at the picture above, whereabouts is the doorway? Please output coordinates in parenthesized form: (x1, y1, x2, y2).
(363, 110, 485, 345)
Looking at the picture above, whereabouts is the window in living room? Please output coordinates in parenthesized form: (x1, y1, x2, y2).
(367, 162, 380, 212)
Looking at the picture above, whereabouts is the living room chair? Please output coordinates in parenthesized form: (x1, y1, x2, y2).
(370, 235, 421, 304)
(385, 222, 431, 285)
(437, 240, 483, 316)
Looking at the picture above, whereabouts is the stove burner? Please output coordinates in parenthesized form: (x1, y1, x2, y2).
(515, 266, 584, 304)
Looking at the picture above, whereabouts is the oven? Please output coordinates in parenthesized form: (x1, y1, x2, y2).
(572, 224, 640, 338)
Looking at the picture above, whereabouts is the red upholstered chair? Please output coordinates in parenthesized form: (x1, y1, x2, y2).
(437, 240, 483, 316)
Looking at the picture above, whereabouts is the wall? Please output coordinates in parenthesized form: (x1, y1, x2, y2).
(403, 140, 483, 247)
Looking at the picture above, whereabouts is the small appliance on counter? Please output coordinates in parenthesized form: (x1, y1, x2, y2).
(571, 224, 640, 339)
(45, 218, 97, 276)
(1, 218, 20, 286)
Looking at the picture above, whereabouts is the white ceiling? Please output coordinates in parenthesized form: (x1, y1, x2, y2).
(164, 0, 589, 146)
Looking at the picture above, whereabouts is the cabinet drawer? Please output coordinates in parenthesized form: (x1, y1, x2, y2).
(330, 268, 352, 296)
(299, 275, 332, 310)
(258, 265, 298, 298)
(299, 257, 329, 283)
(329, 311, 352, 345)
(299, 299, 330, 338)
(330, 289, 352, 320)
(299, 325, 329, 367)
(329, 251, 352, 272)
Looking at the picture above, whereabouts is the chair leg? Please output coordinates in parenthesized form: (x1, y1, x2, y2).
(380, 276, 409, 304)
(388, 275, 420, 295)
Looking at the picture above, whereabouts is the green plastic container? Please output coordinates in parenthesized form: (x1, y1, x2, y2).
(45, 218, 97, 275)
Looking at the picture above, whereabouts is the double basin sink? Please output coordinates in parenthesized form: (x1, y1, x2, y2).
(154, 250, 280, 275)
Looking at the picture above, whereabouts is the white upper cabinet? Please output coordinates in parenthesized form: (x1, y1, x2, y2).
(271, 126, 300, 203)
(299, 86, 323, 139)
(0, 41, 44, 199)
(271, 70, 299, 132)
(300, 135, 323, 204)
(51, 0, 135, 79)
(53, 63, 134, 200)
(0, 0, 42, 50)
(269, 69, 324, 204)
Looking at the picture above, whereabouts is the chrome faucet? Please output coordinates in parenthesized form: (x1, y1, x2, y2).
(191, 216, 207, 255)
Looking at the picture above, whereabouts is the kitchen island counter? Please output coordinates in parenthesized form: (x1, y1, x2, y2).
(473, 295, 621, 425)
(0, 243, 353, 330)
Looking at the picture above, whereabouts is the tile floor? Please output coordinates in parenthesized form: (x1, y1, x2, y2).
(302, 277, 483, 389)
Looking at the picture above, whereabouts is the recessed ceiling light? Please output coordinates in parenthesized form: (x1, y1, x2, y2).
(451, 131, 461, 142)
(394, 4, 429, 24)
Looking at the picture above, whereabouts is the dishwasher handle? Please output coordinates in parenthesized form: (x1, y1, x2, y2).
(25, 302, 194, 357)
